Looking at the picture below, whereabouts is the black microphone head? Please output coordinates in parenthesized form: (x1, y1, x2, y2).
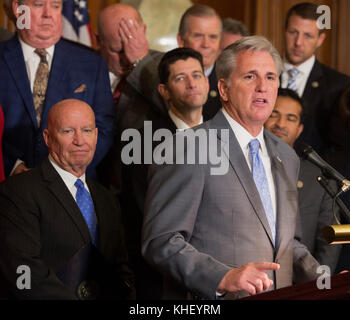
(295, 142, 313, 159)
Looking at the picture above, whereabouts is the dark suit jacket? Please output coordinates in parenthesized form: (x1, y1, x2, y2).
(294, 60, 350, 155)
(202, 65, 221, 121)
(0, 36, 115, 179)
(120, 113, 176, 299)
(0, 105, 4, 182)
(0, 158, 134, 299)
(298, 159, 341, 272)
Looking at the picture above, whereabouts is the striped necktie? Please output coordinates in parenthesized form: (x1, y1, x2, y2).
(287, 67, 300, 92)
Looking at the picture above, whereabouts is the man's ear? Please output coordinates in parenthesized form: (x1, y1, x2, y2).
(43, 129, 50, 148)
(316, 32, 326, 49)
(12, 0, 20, 19)
(158, 83, 170, 101)
(296, 123, 304, 140)
(177, 33, 184, 47)
(217, 78, 229, 102)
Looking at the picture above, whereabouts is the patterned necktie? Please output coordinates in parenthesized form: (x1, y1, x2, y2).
(249, 139, 276, 244)
(33, 49, 49, 127)
(74, 179, 98, 246)
(287, 67, 300, 92)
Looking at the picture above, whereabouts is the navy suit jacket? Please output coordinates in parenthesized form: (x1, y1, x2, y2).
(0, 36, 115, 178)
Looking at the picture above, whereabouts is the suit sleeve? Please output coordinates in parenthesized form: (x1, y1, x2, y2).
(293, 160, 320, 284)
(141, 138, 230, 299)
(0, 182, 77, 299)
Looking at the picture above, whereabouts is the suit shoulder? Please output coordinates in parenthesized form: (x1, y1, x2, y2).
(266, 130, 299, 161)
(59, 38, 101, 61)
(317, 61, 350, 83)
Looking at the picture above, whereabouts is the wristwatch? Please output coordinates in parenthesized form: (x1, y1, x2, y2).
(132, 57, 142, 69)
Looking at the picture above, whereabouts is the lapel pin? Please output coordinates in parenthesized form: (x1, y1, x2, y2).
(276, 156, 282, 163)
(210, 90, 217, 98)
(297, 180, 303, 189)
(311, 81, 319, 88)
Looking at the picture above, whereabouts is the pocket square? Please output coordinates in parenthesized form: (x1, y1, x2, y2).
(74, 84, 87, 93)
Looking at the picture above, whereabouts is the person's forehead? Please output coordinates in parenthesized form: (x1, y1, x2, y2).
(235, 50, 276, 72)
(287, 14, 319, 32)
(275, 96, 302, 116)
(169, 58, 202, 73)
(186, 15, 221, 31)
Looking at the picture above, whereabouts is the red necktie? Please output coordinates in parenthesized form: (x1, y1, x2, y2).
(113, 77, 127, 107)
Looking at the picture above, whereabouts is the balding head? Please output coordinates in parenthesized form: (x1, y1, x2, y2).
(98, 3, 143, 41)
(97, 3, 145, 77)
(44, 99, 98, 177)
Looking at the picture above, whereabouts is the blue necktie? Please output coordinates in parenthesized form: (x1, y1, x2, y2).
(287, 67, 300, 92)
(249, 139, 276, 244)
(74, 179, 98, 246)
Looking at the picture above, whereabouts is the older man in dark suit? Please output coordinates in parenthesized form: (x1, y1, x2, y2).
(0, 0, 114, 180)
(0, 99, 134, 300)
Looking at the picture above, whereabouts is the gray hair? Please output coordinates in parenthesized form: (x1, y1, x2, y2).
(216, 35, 282, 84)
(178, 4, 222, 39)
(222, 18, 249, 37)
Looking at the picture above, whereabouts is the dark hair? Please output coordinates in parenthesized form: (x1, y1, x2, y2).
(277, 88, 306, 124)
(285, 2, 324, 34)
(178, 4, 222, 38)
(158, 47, 204, 84)
(222, 18, 249, 37)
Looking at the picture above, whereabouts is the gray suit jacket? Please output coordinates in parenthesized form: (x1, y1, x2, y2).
(142, 110, 319, 299)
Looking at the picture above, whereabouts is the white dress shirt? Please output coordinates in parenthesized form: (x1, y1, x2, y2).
(109, 71, 121, 93)
(168, 109, 203, 131)
(281, 55, 315, 97)
(49, 156, 91, 200)
(222, 108, 277, 221)
(19, 37, 55, 92)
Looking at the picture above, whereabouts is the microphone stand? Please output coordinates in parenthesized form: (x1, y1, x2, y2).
(317, 175, 350, 244)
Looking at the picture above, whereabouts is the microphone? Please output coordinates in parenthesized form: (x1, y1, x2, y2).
(295, 143, 350, 194)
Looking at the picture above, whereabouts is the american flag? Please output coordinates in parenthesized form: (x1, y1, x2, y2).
(62, 0, 92, 47)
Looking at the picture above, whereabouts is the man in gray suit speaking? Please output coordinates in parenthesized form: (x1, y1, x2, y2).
(142, 36, 320, 300)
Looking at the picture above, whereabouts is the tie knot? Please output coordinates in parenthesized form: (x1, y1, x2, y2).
(74, 178, 84, 190)
(249, 139, 260, 155)
(34, 49, 48, 62)
(288, 67, 299, 79)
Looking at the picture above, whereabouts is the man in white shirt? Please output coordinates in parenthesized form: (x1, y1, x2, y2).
(142, 36, 320, 300)
(0, 0, 114, 180)
(0, 99, 134, 299)
(281, 2, 350, 155)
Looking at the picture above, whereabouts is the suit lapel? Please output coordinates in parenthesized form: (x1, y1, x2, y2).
(41, 158, 91, 243)
(213, 111, 275, 246)
(302, 60, 323, 108)
(3, 36, 37, 127)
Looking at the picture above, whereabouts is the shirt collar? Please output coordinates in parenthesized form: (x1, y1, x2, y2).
(205, 64, 214, 77)
(49, 156, 87, 189)
(221, 107, 267, 156)
(19, 36, 55, 62)
(283, 55, 315, 76)
(168, 109, 203, 131)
